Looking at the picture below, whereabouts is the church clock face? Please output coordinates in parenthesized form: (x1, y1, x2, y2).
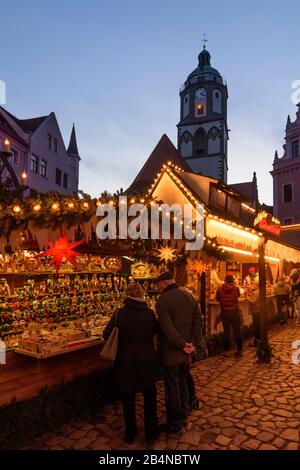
(194, 88, 207, 117)
(195, 88, 206, 101)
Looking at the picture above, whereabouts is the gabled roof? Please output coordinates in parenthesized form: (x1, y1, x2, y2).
(230, 182, 253, 201)
(0, 111, 29, 147)
(17, 116, 48, 133)
(126, 134, 191, 194)
(1, 107, 48, 133)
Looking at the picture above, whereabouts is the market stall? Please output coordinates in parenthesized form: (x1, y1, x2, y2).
(0, 194, 164, 406)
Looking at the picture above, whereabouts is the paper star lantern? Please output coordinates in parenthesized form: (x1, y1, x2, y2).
(157, 246, 177, 264)
(191, 260, 209, 275)
(40, 234, 85, 272)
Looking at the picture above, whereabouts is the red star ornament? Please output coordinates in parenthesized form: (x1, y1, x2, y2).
(40, 234, 85, 272)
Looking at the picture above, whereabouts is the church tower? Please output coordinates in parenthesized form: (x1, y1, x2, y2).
(177, 45, 229, 183)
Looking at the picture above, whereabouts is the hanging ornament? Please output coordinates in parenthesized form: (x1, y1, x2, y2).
(39, 233, 85, 272)
(131, 261, 151, 278)
(190, 259, 209, 275)
(102, 256, 122, 273)
(157, 246, 177, 264)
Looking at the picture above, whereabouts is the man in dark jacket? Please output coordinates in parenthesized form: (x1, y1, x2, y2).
(155, 271, 202, 434)
(216, 274, 243, 357)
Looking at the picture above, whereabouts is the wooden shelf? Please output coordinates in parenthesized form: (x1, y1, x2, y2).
(15, 337, 104, 360)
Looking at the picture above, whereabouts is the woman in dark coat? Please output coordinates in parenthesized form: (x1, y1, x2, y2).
(103, 282, 160, 446)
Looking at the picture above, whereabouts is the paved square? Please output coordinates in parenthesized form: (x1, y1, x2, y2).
(23, 322, 300, 450)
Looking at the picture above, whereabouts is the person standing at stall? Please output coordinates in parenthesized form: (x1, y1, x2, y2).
(155, 271, 202, 434)
(273, 276, 290, 326)
(103, 283, 160, 446)
(216, 274, 243, 357)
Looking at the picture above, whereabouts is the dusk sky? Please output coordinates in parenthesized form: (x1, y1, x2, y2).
(1, 0, 300, 204)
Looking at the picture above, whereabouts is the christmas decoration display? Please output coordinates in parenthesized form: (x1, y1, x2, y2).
(39, 234, 85, 272)
(131, 261, 151, 278)
(101, 256, 122, 274)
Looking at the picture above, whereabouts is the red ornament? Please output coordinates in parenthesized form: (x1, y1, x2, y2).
(40, 233, 84, 272)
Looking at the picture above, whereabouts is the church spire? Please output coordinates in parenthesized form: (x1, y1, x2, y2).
(67, 124, 79, 157)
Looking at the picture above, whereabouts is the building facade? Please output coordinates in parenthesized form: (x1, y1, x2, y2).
(271, 103, 300, 225)
(177, 46, 229, 183)
(0, 106, 80, 195)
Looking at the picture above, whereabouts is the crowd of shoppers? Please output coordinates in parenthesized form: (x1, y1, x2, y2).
(103, 268, 300, 445)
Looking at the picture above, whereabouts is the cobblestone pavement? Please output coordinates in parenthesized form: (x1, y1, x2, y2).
(24, 322, 300, 451)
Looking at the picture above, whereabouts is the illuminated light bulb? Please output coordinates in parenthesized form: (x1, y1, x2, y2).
(82, 201, 89, 209)
(96, 200, 102, 207)
(68, 202, 75, 209)
(140, 198, 145, 203)
(33, 203, 41, 212)
(130, 198, 135, 204)
(12, 205, 21, 214)
(3, 138, 10, 152)
(21, 171, 27, 179)
(168, 161, 172, 165)
(51, 203, 59, 211)
(109, 200, 114, 206)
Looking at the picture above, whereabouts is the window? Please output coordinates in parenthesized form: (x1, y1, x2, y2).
(292, 140, 299, 158)
(194, 128, 207, 155)
(55, 168, 62, 186)
(30, 154, 39, 173)
(283, 183, 293, 203)
(40, 160, 47, 177)
(63, 173, 68, 189)
(54, 138, 58, 153)
(9, 148, 19, 166)
(283, 218, 294, 225)
(183, 94, 190, 118)
(47, 134, 52, 150)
